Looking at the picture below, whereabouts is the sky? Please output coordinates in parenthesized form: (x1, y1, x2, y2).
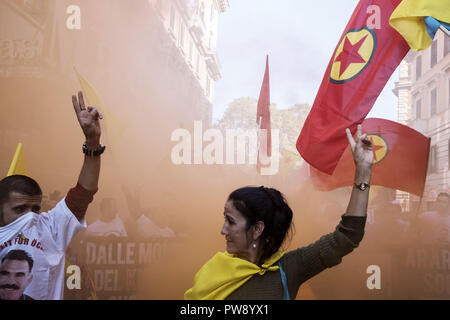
(212, 0, 400, 123)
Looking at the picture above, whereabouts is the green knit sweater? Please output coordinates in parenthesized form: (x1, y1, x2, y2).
(226, 215, 366, 300)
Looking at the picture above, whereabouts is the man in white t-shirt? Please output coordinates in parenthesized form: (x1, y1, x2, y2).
(85, 198, 128, 237)
(0, 91, 104, 300)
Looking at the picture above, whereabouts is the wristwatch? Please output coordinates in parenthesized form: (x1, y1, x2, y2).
(82, 142, 106, 157)
(354, 182, 370, 191)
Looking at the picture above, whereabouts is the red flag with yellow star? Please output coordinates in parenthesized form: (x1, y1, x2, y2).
(297, 0, 410, 175)
(309, 118, 430, 197)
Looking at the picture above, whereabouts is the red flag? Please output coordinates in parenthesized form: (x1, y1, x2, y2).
(257, 56, 271, 173)
(310, 118, 430, 197)
(296, 0, 410, 175)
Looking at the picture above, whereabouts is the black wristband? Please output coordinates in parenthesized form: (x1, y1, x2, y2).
(82, 142, 106, 157)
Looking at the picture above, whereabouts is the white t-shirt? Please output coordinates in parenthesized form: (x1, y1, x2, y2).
(0, 198, 85, 300)
(84, 215, 128, 237)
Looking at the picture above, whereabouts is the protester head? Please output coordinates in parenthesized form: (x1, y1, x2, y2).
(99, 197, 117, 222)
(0, 175, 42, 227)
(435, 192, 450, 215)
(222, 186, 293, 265)
(0, 250, 34, 300)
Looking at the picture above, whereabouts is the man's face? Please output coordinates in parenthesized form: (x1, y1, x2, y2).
(0, 259, 33, 300)
(0, 192, 42, 227)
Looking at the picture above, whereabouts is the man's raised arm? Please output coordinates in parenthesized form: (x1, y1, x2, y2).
(66, 91, 104, 221)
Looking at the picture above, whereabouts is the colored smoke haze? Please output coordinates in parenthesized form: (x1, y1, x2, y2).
(0, 0, 446, 300)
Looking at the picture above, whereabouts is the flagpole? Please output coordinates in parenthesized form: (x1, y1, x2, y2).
(257, 115, 262, 176)
(258, 114, 273, 185)
(258, 115, 262, 141)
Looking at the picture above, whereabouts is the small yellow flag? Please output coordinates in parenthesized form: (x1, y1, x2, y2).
(74, 67, 128, 147)
(7, 143, 28, 177)
(74, 67, 104, 110)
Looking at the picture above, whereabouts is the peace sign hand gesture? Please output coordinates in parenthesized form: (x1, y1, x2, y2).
(344, 124, 373, 217)
(346, 124, 374, 170)
(72, 91, 103, 147)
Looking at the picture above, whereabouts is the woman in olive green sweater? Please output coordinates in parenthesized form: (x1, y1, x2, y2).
(185, 125, 373, 300)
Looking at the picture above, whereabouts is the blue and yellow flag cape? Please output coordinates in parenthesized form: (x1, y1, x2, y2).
(390, 0, 450, 51)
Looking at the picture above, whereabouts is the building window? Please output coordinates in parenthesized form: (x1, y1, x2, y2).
(206, 76, 211, 98)
(196, 53, 200, 75)
(170, 6, 175, 31)
(445, 36, 450, 56)
(448, 77, 450, 108)
(430, 40, 437, 68)
(156, 0, 162, 12)
(179, 23, 185, 50)
(430, 88, 437, 116)
(199, 3, 205, 24)
(429, 145, 437, 173)
(189, 41, 193, 62)
(415, 99, 422, 119)
(416, 55, 422, 80)
(210, 3, 215, 22)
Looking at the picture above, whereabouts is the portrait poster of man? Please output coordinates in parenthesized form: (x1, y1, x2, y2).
(0, 249, 34, 300)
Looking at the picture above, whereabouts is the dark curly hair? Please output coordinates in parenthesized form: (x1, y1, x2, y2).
(2, 249, 34, 272)
(228, 186, 294, 265)
(0, 175, 42, 206)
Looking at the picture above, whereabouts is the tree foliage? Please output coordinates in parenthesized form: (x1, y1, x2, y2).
(215, 97, 312, 175)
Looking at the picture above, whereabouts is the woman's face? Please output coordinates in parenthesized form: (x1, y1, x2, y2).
(221, 200, 252, 258)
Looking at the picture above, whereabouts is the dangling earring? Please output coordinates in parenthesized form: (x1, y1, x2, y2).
(252, 243, 257, 249)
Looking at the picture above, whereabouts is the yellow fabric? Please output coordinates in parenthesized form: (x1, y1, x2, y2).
(7, 143, 28, 177)
(389, 0, 450, 51)
(184, 251, 285, 300)
(74, 67, 128, 147)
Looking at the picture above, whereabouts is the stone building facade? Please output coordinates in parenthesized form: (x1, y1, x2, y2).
(393, 30, 450, 206)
